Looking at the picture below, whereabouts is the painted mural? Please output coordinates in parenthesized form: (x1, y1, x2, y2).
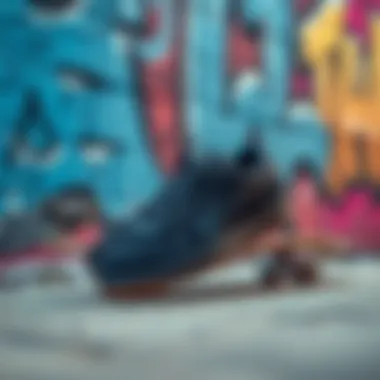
(0, 0, 379, 250)
(301, 0, 380, 250)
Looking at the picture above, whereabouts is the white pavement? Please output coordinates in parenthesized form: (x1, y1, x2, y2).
(0, 259, 379, 380)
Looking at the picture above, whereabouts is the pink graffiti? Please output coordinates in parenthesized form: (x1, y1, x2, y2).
(228, 22, 261, 76)
(0, 224, 101, 274)
(294, 0, 317, 15)
(322, 190, 372, 249)
(290, 71, 312, 99)
(140, 6, 185, 175)
(291, 175, 380, 251)
(290, 175, 320, 239)
(345, 0, 380, 48)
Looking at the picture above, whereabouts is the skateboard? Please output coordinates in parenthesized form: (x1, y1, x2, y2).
(86, 143, 333, 301)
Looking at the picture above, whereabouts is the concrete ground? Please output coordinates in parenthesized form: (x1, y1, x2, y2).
(0, 258, 379, 380)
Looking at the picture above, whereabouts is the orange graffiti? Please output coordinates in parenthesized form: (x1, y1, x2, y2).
(302, 1, 380, 194)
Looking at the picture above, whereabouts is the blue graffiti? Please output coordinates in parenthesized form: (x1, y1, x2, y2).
(185, 0, 328, 180)
(0, 0, 162, 216)
(0, 0, 329, 218)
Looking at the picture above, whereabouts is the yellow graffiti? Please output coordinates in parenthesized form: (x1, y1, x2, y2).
(302, 1, 380, 194)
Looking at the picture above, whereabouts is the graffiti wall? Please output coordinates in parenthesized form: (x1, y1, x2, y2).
(0, 0, 379, 249)
(301, 0, 380, 249)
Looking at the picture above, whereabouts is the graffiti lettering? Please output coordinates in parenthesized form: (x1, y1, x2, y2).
(303, 0, 380, 194)
(0, 0, 326, 216)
